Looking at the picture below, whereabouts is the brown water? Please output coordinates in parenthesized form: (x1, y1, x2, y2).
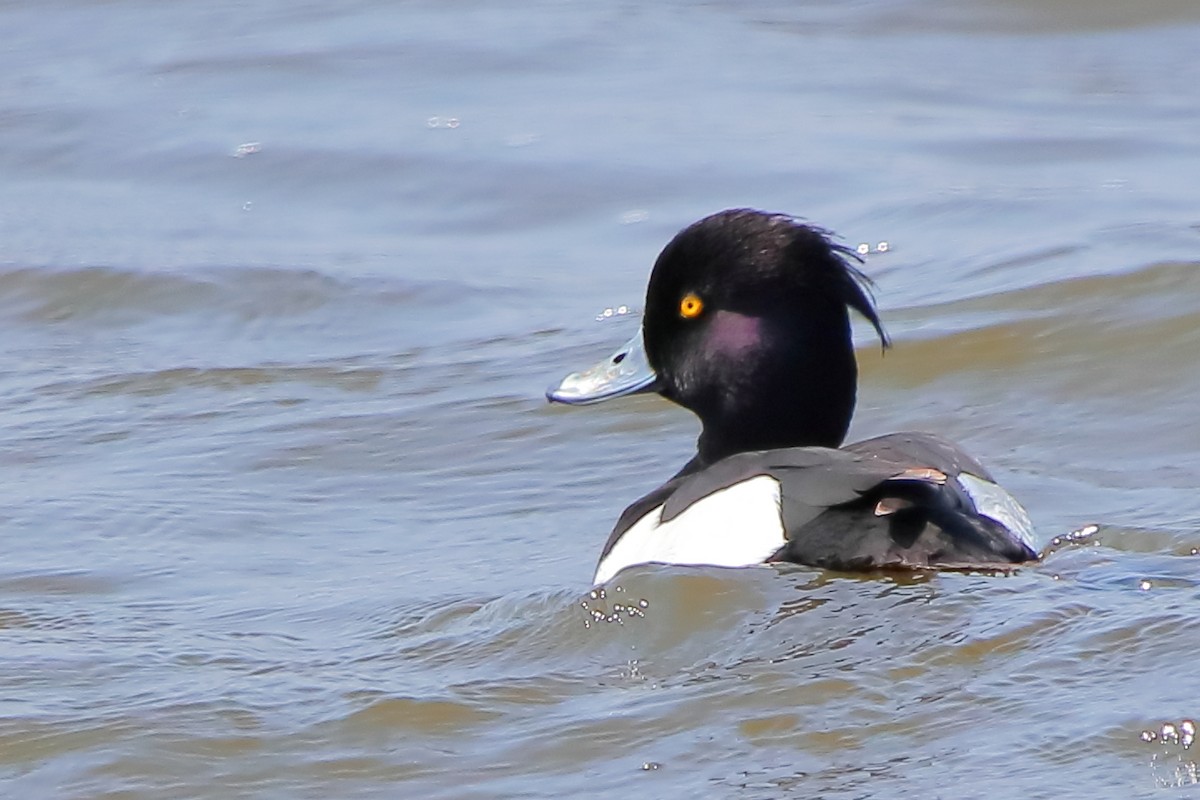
(2, 0, 1199, 797)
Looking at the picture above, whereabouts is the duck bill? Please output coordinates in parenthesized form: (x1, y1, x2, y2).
(546, 327, 660, 405)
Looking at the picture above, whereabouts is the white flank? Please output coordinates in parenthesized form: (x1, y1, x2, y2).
(593, 475, 785, 584)
(956, 473, 1039, 552)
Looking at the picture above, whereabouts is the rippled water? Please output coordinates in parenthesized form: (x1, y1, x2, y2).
(3, 0, 1200, 797)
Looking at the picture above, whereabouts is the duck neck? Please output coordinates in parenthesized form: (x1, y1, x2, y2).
(695, 389, 855, 464)
(692, 322, 859, 466)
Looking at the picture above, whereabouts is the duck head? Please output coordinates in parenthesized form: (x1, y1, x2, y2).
(549, 209, 888, 467)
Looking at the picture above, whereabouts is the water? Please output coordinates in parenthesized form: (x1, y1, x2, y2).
(2, 0, 1199, 796)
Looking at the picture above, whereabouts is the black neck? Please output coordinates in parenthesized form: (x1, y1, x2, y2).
(689, 311, 859, 467)
(695, 378, 855, 463)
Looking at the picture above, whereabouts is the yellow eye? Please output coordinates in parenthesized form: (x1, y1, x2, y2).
(679, 293, 704, 319)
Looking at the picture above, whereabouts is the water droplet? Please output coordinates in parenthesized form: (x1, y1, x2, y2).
(595, 304, 637, 321)
(876, 241, 890, 252)
(641, 761, 661, 771)
(233, 141, 261, 158)
(1139, 579, 1152, 591)
(856, 243, 870, 255)
(1142, 730, 1157, 742)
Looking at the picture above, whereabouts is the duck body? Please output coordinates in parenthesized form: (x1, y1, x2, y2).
(548, 209, 1038, 585)
(594, 432, 1036, 584)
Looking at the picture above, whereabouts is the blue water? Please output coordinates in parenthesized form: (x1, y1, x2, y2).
(2, 0, 1200, 796)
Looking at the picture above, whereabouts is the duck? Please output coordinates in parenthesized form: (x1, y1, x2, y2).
(547, 209, 1038, 585)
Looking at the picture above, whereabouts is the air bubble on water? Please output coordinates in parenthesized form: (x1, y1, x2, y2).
(1142, 720, 1200, 750)
(1183, 720, 1196, 748)
(595, 304, 637, 322)
(856, 241, 890, 255)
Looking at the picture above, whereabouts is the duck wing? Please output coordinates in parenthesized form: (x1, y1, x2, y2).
(775, 432, 1037, 570)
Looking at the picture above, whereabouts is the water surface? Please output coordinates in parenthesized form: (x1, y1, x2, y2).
(2, 0, 1199, 797)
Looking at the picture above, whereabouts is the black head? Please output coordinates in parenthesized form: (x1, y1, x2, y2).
(641, 209, 888, 465)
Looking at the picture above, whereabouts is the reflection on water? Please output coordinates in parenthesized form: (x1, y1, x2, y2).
(2, 0, 1199, 796)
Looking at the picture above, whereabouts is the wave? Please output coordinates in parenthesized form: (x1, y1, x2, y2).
(0, 263, 478, 327)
